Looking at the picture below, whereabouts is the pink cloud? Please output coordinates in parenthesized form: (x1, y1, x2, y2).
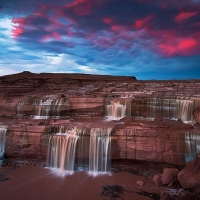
(102, 17, 113, 24)
(158, 37, 198, 57)
(175, 12, 199, 22)
(10, 0, 200, 58)
(64, 0, 96, 16)
(134, 15, 154, 29)
(12, 18, 25, 38)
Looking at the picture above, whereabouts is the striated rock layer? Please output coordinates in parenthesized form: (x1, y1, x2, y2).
(0, 71, 200, 168)
(1, 118, 199, 167)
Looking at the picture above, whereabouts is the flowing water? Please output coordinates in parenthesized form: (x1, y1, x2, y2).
(89, 128, 111, 173)
(46, 127, 80, 172)
(46, 126, 112, 174)
(185, 132, 200, 163)
(34, 97, 54, 119)
(176, 100, 194, 122)
(106, 98, 131, 119)
(132, 95, 200, 123)
(0, 126, 7, 164)
(17, 95, 70, 119)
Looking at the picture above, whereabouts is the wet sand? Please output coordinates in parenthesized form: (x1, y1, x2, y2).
(0, 165, 166, 200)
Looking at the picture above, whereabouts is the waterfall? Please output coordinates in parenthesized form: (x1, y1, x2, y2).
(89, 128, 111, 173)
(176, 97, 200, 123)
(52, 99, 63, 117)
(0, 126, 7, 162)
(132, 95, 177, 120)
(106, 98, 131, 119)
(185, 132, 200, 163)
(75, 128, 90, 171)
(132, 95, 200, 123)
(34, 98, 53, 119)
(17, 95, 69, 119)
(46, 126, 112, 174)
(17, 101, 25, 115)
(46, 127, 80, 172)
(176, 99, 194, 122)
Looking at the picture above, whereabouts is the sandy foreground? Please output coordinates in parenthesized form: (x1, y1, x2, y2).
(0, 164, 169, 200)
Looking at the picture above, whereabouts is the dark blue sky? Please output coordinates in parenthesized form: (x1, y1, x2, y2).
(0, 0, 200, 80)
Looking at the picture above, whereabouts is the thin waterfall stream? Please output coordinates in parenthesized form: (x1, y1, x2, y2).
(89, 128, 111, 174)
(185, 132, 200, 163)
(0, 126, 7, 164)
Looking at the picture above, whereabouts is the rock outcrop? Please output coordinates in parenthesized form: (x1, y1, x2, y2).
(161, 168, 179, 185)
(193, 107, 200, 124)
(0, 72, 200, 167)
(1, 72, 200, 199)
(1, 118, 198, 166)
(152, 175, 163, 187)
(178, 155, 200, 193)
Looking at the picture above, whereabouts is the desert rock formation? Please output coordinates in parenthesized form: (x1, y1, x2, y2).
(1, 71, 200, 197)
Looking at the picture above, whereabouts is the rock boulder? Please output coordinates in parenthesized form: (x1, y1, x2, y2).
(178, 157, 200, 193)
(193, 107, 200, 124)
(161, 168, 179, 185)
(152, 174, 162, 187)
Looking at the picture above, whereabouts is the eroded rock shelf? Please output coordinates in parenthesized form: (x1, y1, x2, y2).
(0, 71, 200, 167)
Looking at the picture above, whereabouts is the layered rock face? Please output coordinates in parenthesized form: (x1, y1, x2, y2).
(1, 118, 199, 167)
(5, 124, 47, 161)
(111, 119, 197, 165)
(0, 71, 200, 168)
(0, 71, 136, 118)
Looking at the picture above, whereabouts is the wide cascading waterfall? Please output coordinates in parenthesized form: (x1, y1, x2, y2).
(47, 126, 112, 174)
(106, 98, 131, 119)
(185, 132, 200, 163)
(17, 95, 70, 119)
(89, 128, 111, 173)
(147, 96, 177, 119)
(46, 127, 80, 172)
(132, 95, 200, 123)
(132, 95, 177, 120)
(0, 126, 7, 162)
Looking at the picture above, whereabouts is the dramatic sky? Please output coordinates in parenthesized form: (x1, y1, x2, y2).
(0, 0, 200, 79)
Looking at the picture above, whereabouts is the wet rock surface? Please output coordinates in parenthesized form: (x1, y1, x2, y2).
(101, 185, 130, 200)
(0, 160, 19, 182)
(100, 180, 161, 200)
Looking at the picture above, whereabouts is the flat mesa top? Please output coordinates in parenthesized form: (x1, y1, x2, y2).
(0, 71, 137, 81)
